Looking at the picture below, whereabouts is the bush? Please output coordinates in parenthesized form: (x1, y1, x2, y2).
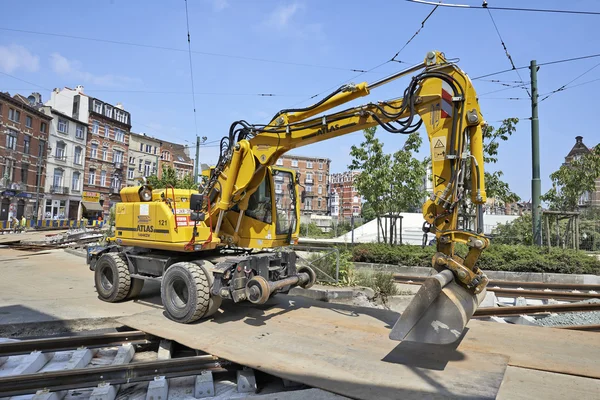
(351, 243, 600, 275)
(302, 249, 355, 285)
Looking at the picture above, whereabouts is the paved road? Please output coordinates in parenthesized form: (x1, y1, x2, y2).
(0, 248, 162, 325)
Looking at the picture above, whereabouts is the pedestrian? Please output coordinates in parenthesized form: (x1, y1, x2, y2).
(20, 215, 27, 231)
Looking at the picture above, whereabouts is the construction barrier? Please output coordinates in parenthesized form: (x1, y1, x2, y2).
(0, 219, 105, 230)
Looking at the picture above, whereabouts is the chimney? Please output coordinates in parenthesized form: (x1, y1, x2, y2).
(75, 85, 84, 93)
(575, 136, 583, 144)
(115, 102, 124, 110)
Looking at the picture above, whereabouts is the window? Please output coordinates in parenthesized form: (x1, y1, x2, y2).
(306, 172, 313, 183)
(307, 161, 313, 169)
(319, 162, 323, 170)
(138, 159, 143, 172)
(318, 173, 323, 182)
(72, 172, 80, 191)
(318, 186, 323, 194)
(102, 146, 108, 161)
(112, 176, 121, 191)
(90, 143, 98, 158)
(114, 109, 128, 124)
(353, 196, 359, 203)
(276, 159, 283, 166)
(26, 115, 32, 128)
(6, 129, 17, 150)
(317, 198, 322, 208)
(144, 161, 151, 176)
(305, 198, 312, 210)
(93, 100, 102, 113)
(74, 146, 82, 164)
(58, 118, 68, 133)
(154, 146, 157, 155)
(92, 121, 99, 134)
(104, 105, 113, 118)
(306, 185, 313, 193)
(75, 125, 84, 139)
(53, 169, 63, 187)
(41, 122, 47, 133)
(55, 142, 66, 161)
(113, 150, 123, 163)
(115, 129, 125, 143)
(275, 183, 282, 193)
(21, 163, 28, 183)
(8, 108, 20, 123)
(162, 151, 170, 161)
(139, 143, 144, 151)
(145, 144, 152, 153)
(104, 124, 109, 138)
(128, 168, 134, 180)
(88, 169, 96, 185)
(244, 177, 272, 224)
(23, 135, 30, 154)
(291, 159, 298, 167)
(129, 156, 135, 165)
(100, 170, 107, 187)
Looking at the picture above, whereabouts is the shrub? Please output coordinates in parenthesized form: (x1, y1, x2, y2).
(355, 269, 399, 300)
(350, 243, 600, 274)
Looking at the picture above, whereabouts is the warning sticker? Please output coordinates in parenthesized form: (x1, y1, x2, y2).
(432, 136, 447, 161)
(139, 204, 149, 216)
(434, 138, 445, 148)
(434, 175, 446, 187)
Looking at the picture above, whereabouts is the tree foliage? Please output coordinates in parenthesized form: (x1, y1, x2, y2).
(541, 145, 600, 211)
(146, 165, 197, 189)
(349, 127, 426, 218)
(482, 118, 521, 205)
(491, 213, 533, 245)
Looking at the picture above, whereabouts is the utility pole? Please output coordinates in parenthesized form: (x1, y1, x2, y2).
(33, 140, 45, 223)
(194, 136, 207, 184)
(530, 60, 542, 246)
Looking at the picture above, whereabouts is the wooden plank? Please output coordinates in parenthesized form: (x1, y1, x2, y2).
(497, 366, 600, 400)
(120, 296, 508, 400)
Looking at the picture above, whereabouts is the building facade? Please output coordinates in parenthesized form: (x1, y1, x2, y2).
(39, 105, 87, 220)
(564, 136, 600, 208)
(329, 171, 361, 218)
(0, 92, 52, 221)
(277, 155, 330, 215)
(46, 87, 131, 218)
(160, 142, 194, 179)
(128, 132, 162, 186)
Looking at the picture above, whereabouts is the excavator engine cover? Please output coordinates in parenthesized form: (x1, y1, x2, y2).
(389, 270, 486, 345)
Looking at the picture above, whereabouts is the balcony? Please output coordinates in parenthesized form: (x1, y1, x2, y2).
(114, 162, 123, 170)
(111, 186, 121, 194)
(305, 177, 313, 184)
(50, 186, 69, 195)
(0, 181, 27, 191)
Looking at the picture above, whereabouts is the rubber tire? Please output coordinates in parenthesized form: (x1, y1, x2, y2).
(161, 262, 210, 323)
(126, 278, 145, 300)
(94, 252, 131, 302)
(192, 260, 222, 318)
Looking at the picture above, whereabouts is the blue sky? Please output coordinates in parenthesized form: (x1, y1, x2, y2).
(1, 0, 599, 202)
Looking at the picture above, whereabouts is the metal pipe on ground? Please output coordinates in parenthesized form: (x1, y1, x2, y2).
(474, 302, 600, 317)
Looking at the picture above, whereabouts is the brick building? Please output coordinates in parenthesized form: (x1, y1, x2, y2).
(0, 92, 52, 221)
(564, 136, 600, 208)
(128, 132, 162, 186)
(276, 155, 330, 215)
(329, 171, 361, 218)
(160, 142, 194, 179)
(46, 86, 131, 218)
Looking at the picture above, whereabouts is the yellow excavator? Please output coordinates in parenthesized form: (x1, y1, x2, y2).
(88, 50, 489, 345)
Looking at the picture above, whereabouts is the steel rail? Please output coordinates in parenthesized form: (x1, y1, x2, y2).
(556, 324, 600, 332)
(0, 330, 152, 357)
(474, 302, 600, 317)
(0, 355, 233, 396)
(393, 274, 600, 291)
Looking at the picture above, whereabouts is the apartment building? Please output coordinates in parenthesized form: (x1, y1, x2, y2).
(564, 136, 600, 208)
(46, 86, 131, 217)
(329, 171, 361, 218)
(0, 92, 52, 221)
(160, 142, 194, 179)
(277, 155, 330, 215)
(128, 132, 162, 186)
(39, 102, 88, 219)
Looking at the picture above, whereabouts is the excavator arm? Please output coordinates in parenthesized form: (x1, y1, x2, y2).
(202, 51, 490, 343)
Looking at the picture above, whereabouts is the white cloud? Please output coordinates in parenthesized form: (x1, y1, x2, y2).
(49, 53, 141, 87)
(211, 0, 229, 11)
(268, 3, 303, 28)
(0, 44, 40, 73)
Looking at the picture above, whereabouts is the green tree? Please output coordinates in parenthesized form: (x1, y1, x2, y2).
(147, 165, 198, 189)
(541, 145, 600, 211)
(491, 213, 533, 245)
(360, 201, 377, 222)
(482, 118, 521, 205)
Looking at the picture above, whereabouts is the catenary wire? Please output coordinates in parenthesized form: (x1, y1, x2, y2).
(406, 0, 600, 16)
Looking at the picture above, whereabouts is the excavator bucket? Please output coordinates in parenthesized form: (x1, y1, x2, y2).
(389, 270, 486, 345)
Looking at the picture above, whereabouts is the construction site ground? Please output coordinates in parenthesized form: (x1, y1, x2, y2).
(0, 248, 599, 399)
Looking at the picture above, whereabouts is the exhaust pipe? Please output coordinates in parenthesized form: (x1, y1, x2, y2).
(246, 266, 316, 305)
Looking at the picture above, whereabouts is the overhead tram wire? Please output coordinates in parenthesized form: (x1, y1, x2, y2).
(485, 6, 531, 98)
(540, 61, 600, 102)
(285, 3, 440, 109)
(406, 0, 600, 16)
(184, 0, 200, 142)
(0, 27, 368, 74)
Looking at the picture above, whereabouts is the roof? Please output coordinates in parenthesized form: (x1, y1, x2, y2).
(48, 108, 83, 124)
(565, 136, 591, 161)
(280, 154, 331, 163)
(0, 92, 52, 120)
(129, 131, 162, 145)
(162, 141, 193, 165)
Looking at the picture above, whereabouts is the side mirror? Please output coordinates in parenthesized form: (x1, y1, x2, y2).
(190, 211, 205, 222)
(190, 193, 204, 212)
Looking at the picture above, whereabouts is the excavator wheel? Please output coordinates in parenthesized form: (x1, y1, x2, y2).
(161, 262, 212, 323)
(94, 252, 133, 303)
(192, 260, 222, 318)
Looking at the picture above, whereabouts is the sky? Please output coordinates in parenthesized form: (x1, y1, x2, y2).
(1, 0, 599, 203)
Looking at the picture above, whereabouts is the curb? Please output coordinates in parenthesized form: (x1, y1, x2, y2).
(64, 248, 87, 258)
